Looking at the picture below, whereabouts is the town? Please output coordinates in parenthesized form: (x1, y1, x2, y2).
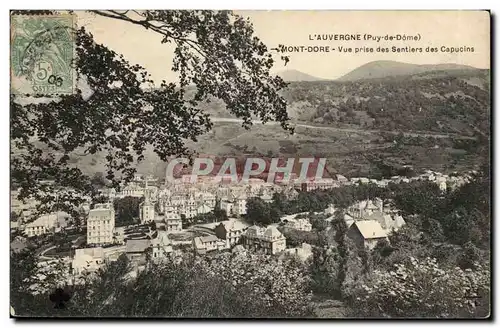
(9, 9, 490, 319)
(10, 167, 475, 294)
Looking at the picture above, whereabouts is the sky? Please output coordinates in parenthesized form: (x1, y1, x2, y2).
(76, 10, 490, 83)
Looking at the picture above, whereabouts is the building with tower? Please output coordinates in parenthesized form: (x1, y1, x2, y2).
(139, 180, 156, 223)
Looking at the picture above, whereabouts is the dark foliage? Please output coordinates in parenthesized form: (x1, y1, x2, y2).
(113, 196, 142, 227)
(11, 10, 292, 216)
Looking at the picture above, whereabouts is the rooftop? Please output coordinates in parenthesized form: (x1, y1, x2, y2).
(126, 239, 151, 253)
(199, 235, 219, 243)
(353, 220, 387, 239)
(263, 226, 284, 238)
(218, 219, 250, 232)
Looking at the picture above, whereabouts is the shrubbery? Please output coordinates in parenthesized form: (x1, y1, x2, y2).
(345, 257, 490, 318)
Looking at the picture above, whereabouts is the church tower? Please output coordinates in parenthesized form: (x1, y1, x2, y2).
(139, 179, 155, 223)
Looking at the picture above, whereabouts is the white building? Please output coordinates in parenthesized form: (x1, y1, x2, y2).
(244, 225, 287, 255)
(193, 235, 225, 254)
(24, 212, 68, 237)
(285, 217, 312, 232)
(301, 178, 339, 191)
(87, 203, 115, 245)
(164, 212, 182, 232)
(195, 192, 216, 208)
(72, 247, 105, 275)
(233, 196, 247, 216)
(140, 199, 155, 223)
(347, 198, 384, 219)
(214, 219, 250, 248)
(220, 199, 234, 217)
(435, 176, 447, 192)
(347, 220, 388, 250)
(139, 184, 155, 223)
(151, 231, 173, 262)
(118, 182, 145, 198)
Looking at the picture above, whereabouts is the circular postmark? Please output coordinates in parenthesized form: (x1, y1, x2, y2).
(11, 13, 76, 95)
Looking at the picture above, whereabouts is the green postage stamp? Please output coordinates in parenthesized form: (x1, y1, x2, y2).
(11, 13, 75, 95)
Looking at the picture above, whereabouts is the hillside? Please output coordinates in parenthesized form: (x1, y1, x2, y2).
(193, 68, 489, 137)
(58, 119, 486, 181)
(15, 68, 490, 181)
(277, 69, 326, 82)
(337, 60, 477, 81)
(283, 69, 490, 136)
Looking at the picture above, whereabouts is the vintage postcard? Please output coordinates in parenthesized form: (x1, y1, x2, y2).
(10, 10, 491, 318)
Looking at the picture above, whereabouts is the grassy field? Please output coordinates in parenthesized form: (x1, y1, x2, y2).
(63, 120, 484, 180)
(187, 122, 484, 177)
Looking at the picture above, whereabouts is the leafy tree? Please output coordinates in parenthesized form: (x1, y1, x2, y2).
(309, 245, 338, 296)
(11, 247, 39, 307)
(369, 224, 433, 270)
(346, 257, 490, 318)
(246, 197, 280, 225)
(272, 192, 288, 214)
(13, 251, 314, 318)
(195, 252, 313, 317)
(331, 211, 348, 298)
(180, 214, 190, 229)
(420, 217, 446, 242)
(212, 199, 228, 220)
(11, 10, 292, 216)
(192, 209, 227, 224)
(278, 226, 319, 247)
(442, 176, 490, 248)
(440, 207, 482, 246)
(90, 172, 107, 188)
(11, 247, 72, 316)
(310, 214, 329, 231)
(113, 196, 142, 227)
(457, 242, 481, 270)
(391, 181, 442, 218)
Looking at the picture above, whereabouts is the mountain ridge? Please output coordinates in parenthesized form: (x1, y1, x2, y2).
(277, 61, 481, 82)
(276, 69, 327, 82)
(337, 60, 479, 81)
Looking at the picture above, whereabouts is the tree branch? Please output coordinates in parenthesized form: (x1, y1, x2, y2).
(91, 10, 240, 80)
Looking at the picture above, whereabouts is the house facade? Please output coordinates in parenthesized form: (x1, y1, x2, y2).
(24, 212, 66, 237)
(125, 239, 152, 264)
(243, 225, 286, 255)
(193, 235, 224, 254)
(165, 212, 183, 232)
(151, 231, 173, 262)
(214, 219, 249, 248)
(87, 203, 115, 245)
(72, 247, 105, 275)
(285, 218, 312, 232)
(139, 193, 155, 223)
(347, 220, 388, 250)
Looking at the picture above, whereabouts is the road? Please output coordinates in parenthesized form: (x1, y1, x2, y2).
(211, 117, 476, 140)
(38, 244, 57, 260)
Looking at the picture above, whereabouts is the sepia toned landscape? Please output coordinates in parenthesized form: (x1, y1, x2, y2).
(10, 10, 491, 319)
